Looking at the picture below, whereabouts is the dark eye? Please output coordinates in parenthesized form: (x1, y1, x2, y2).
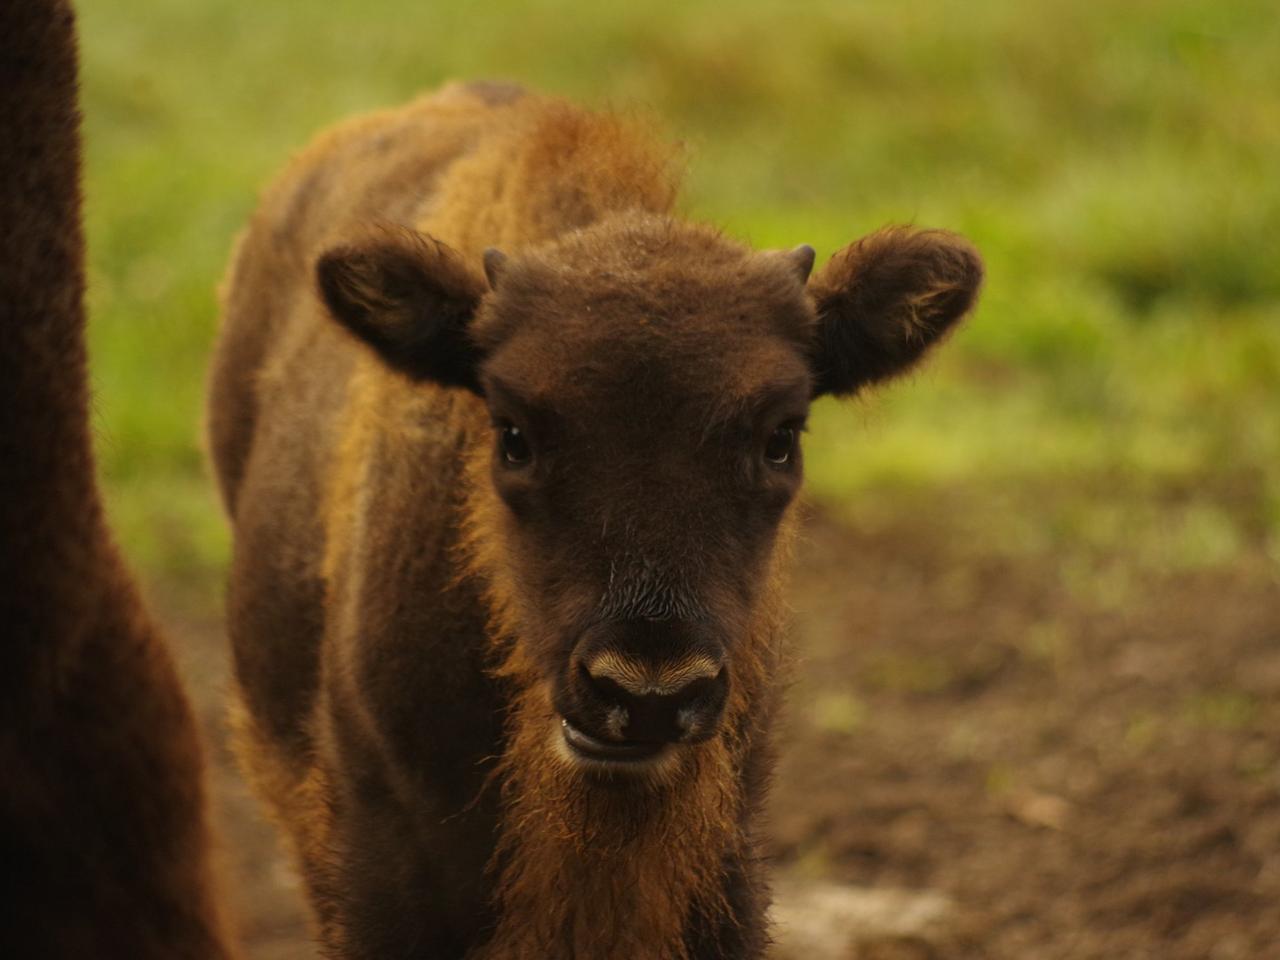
(764, 425, 796, 466)
(499, 424, 532, 466)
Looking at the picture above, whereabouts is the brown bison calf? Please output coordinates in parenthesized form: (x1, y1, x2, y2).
(209, 82, 982, 959)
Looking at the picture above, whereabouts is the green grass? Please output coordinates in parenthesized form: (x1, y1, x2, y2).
(78, 0, 1280, 589)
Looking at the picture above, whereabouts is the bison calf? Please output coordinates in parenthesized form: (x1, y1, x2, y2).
(208, 82, 982, 959)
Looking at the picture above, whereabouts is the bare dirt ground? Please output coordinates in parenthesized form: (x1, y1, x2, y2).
(158, 504, 1280, 959)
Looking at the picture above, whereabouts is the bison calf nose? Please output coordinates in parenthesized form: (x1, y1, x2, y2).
(580, 650, 728, 744)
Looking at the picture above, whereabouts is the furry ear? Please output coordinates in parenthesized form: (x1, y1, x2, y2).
(316, 226, 488, 393)
(807, 226, 983, 396)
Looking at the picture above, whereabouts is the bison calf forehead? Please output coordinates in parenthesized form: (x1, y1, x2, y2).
(484, 333, 813, 437)
(474, 213, 817, 412)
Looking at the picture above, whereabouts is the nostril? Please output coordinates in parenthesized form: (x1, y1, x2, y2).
(675, 672, 715, 700)
(579, 659, 630, 702)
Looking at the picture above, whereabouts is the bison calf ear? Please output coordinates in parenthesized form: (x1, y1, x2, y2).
(316, 226, 488, 394)
(807, 226, 983, 397)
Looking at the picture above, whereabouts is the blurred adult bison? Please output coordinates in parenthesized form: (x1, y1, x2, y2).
(208, 81, 982, 959)
(1, 2, 235, 956)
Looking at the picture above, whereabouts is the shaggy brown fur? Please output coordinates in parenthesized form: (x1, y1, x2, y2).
(0, 3, 234, 956)
(209, 82, 982, 959)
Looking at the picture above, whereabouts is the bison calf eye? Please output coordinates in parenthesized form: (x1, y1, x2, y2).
(498, 424, 532, 466)
(764, 425, 797, 466)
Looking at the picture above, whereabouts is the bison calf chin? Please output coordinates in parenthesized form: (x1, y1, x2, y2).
(208, 81, 982, 959)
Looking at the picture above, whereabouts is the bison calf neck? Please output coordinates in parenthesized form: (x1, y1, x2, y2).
(208, 82, 982, 959)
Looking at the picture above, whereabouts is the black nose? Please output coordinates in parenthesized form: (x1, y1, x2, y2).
(568, 621, 729, 745)
(580, 654, 727, 743)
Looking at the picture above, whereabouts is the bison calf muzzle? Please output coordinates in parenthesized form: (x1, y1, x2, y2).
(558, 619, 730, 764)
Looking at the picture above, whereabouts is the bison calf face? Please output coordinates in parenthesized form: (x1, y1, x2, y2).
(317, 214, 983, 781)
(482, 353, 804, 774)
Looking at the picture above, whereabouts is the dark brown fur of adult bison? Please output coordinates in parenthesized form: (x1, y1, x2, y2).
(1, 3, 235, 956)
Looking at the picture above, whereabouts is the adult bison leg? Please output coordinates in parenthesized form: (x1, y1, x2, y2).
(0, 3, 236, 957)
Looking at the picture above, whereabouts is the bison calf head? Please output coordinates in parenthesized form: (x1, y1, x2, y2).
(318, 213, 981, 780)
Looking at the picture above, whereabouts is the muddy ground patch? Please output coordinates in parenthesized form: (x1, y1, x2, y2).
(159, 505, 1280, 958)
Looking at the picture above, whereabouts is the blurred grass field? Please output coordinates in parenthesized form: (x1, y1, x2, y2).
(78, 0, 1279, 594)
